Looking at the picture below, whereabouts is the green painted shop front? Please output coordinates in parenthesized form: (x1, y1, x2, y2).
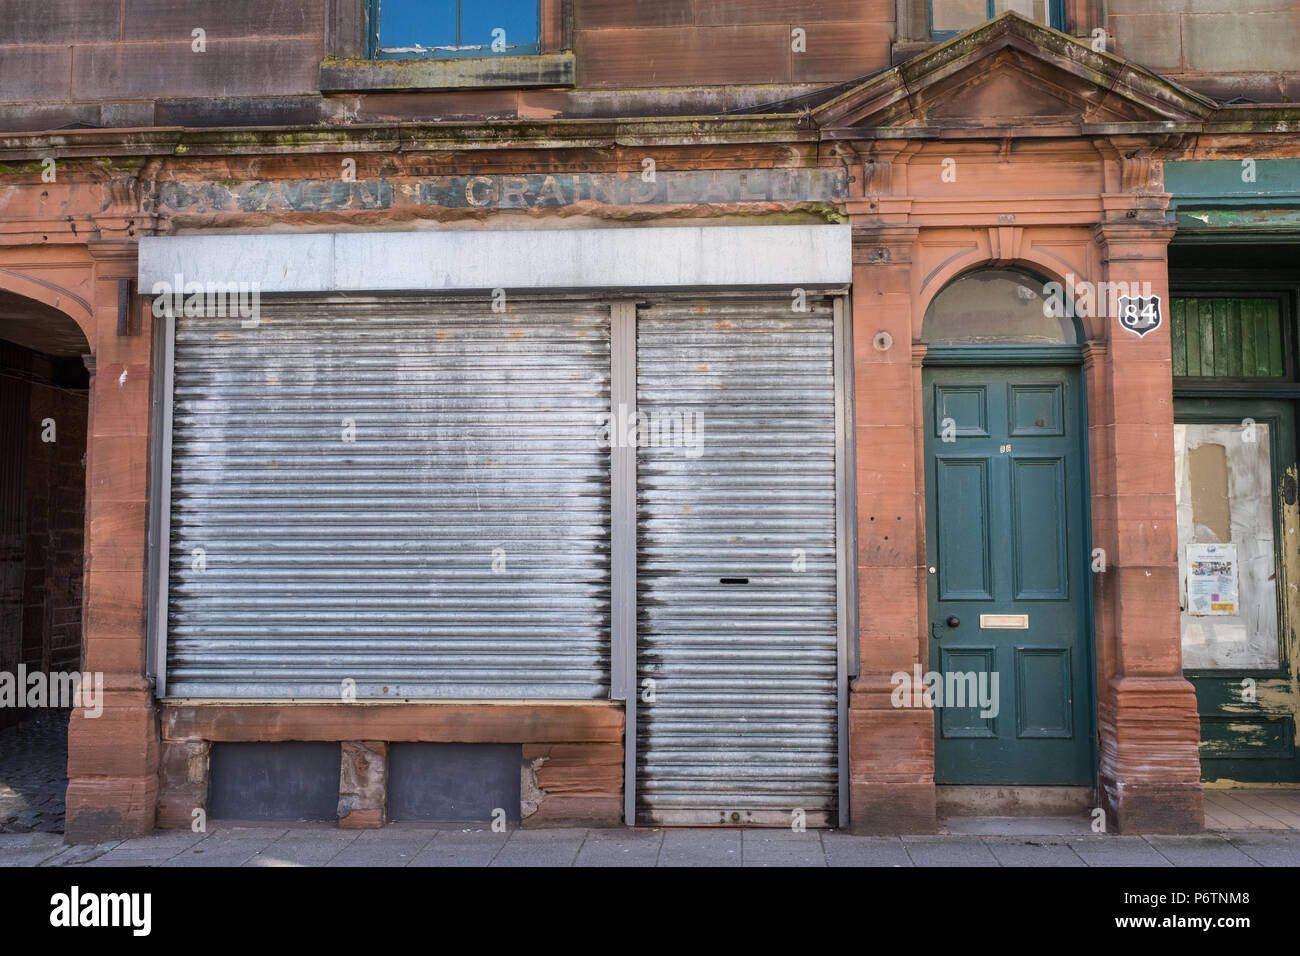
(1167, 159, 1300, 785)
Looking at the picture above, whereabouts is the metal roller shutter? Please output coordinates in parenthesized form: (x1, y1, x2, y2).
(635, 297, 840, 826)
(163, 296, 611, 699)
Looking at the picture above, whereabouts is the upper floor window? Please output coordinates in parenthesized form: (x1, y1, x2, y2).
(370, 0, 540, 58)
(929, 1, 1063, 40)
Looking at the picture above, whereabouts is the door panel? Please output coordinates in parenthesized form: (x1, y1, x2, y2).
(934, 459, 993, 599)
(1011, 458, 1068, 599)
(940, 647, 998, 739)
(1175, 397, 1300, 783)
(1016, 647, 1072, 738)
(924, 364, 1092, 785)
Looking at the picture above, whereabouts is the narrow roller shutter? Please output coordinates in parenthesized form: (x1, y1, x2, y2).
(164, 296, 611, 699)
(635, 297, 839, 826)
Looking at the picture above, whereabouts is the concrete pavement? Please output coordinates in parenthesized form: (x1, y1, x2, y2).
(3, 821, 1299, 867)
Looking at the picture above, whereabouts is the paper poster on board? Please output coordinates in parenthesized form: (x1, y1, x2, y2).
(1187, 542, 1239, 616)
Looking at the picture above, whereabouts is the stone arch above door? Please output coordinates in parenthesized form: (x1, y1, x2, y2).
(921, 265, 1082, 346)
(915, 236, 1103, 344)
(0, 268, 95, 348)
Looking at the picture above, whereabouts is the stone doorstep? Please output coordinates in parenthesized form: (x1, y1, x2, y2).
(937, 785, 1095, 816)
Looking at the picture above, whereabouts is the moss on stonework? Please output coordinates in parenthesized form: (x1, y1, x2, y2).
(0, 161, 51, 175)
(814, 205, 850, 224)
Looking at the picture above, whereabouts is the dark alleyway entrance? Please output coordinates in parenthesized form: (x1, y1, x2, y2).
(0, 708, 68, 833)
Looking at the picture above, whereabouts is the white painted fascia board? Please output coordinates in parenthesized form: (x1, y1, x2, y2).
(137, 224, 851, 293)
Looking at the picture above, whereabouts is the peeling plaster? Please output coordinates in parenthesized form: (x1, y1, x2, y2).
(521, 755, 548, 818)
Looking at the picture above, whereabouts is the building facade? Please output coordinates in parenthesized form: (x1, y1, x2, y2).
(0, 1, 1297, 841)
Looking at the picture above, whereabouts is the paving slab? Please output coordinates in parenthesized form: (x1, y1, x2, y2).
(82, 857, 165, 867)
(657, 828, 742, 867)
(408, 832, 505, 867)
(490, 830, 587, 867)
(903, 835, 1000, 867)
(506, 827, 591, 842)
(161, 831, 279, 867)
(981, 837, 1085, 866)
(351, 826, 443, 844)
(1, 845, 69, 866)
(1205, 791, 1300, 829)
(1225, 833, 1300, 867)
(742, 830, 827, 866)
(325, 832, 434, 866)
(418, 828, 507, 846)
(114, 831, 207, 852)
(39, 843, 119, 866)
(245, 830, 361, 866)
(822, 834, 913, 867)
(1067, 836, 1172, 867)
(161, 848, 267, 867)
(1145, 835, 1260, 867)
(575, 830, 664, 867)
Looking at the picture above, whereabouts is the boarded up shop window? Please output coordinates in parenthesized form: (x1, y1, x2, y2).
(1171, 297, 1287, 378)
(1175, 423, 1280, 670)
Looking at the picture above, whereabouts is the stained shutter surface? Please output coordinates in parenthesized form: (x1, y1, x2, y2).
(635, 298, 839, 826)
(165, 296, 611, 699)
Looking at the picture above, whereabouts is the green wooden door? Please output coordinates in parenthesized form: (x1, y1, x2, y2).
(1174, 397, 1300, 783)
(924, 364, 1093, 785)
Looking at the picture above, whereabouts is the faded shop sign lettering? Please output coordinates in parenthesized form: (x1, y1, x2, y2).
(155, 168, 848, 214)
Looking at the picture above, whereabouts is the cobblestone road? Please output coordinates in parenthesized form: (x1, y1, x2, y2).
(0, 710, 68, 834)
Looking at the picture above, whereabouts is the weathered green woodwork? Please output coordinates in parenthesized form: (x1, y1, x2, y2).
(1176, 397, 1300, 784)
(1171, 297, 1286, 378)
(1165, 159, 1300, 209)
(923, 363, 1093, 785)
(1164, 160, 1300, 235)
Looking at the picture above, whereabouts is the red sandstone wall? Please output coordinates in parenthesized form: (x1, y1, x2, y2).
(0, 0, 892, 100)
(3, 1, 1299, 130)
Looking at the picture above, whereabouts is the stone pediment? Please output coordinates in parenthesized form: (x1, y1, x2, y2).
(814, 11, 1215, 138)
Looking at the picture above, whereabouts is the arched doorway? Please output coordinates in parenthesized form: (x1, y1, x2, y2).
(0, 289, 90, 834)
(918, 267, 1097, 802)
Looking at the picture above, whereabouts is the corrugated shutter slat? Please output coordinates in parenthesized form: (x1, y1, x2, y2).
(635, 299, 839, 825)
(165, 297, 611, 699)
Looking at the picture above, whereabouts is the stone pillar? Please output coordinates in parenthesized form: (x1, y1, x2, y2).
(338, 741, 388, 828)
(845, 222, 936, 834)
(156, 737, 209, 830)
(64, 240, 160, 843)
(1090, 220, 1203, 833)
